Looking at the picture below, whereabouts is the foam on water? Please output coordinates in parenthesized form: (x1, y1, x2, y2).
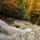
(0, 20, 32, 34)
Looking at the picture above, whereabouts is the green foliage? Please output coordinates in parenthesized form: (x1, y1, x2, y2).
(16, 0, 30, 20)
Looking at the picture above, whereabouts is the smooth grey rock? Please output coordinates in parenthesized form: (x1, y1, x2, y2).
(0, 33, 10, 40)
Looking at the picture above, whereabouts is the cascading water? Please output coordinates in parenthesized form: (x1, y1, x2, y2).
(0, 20, 32, 40)
(0, 20, 32, 34)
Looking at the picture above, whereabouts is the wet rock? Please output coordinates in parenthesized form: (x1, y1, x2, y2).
(0, 33, 10, 40)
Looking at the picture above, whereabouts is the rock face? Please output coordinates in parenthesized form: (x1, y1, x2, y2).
(0, 33, 10, 40)
(0, 20, 40, 40)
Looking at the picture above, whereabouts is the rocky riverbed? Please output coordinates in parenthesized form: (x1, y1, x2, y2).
(0, 19, 40, 40)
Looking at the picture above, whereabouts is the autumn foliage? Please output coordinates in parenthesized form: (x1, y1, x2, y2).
(0, 0, 40, 25)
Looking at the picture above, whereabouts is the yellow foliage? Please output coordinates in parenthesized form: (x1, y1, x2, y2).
(26, 0, 38, 14)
